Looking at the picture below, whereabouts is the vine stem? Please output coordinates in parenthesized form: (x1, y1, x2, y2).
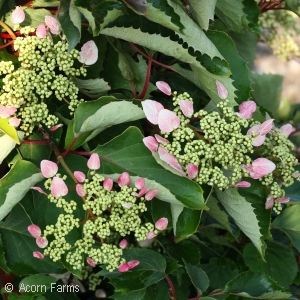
(63, 137, 79, 158)
(165, 276, 176, 300)
(188, 291, 201, 300)
(209, 291, 225, 296)
(137, 50, 153, 99)
(0, 20, 16, 40)
(0, 40, 14, 49)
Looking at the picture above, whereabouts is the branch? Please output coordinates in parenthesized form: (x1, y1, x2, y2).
(165, 276, 176, 300)
(137, 50, 153, 99)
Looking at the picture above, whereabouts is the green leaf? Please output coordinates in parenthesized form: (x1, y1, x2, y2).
(158, 237, 200, 265)
(215, 187, 265, 257)
(201, 257, 239, 289)
(93, 127, 206, 210)
(0, 233, 9, 273)
(0, 117, 20, 144)
(99, 249, 166, 294)
(57, 0, 81, 51)
(224, 271, 292, 298)
(73, 78, 110, 99)
(183, 260, 209, 293)
(250, 73, 283, 118)
(19, 275, 57, 294)
(0, 160, 43, 221)
(206, 196, 239, 239)
(272, 205, 300, 252)
(285, 0, 300, 15)
(189, 0, 216, 30)
(215, 0, 245, 33)
(243, 241, 297, 289)
(0, 134, 18, 164)
(242, 0, 262, 34)
(206, 30, 252, 104)
(32, 0, 60, 7)
(0, 195, 66, 275)
(113, 289, 146, 300)
(284, 179, 300, 203)
(123, 0, 148, 15)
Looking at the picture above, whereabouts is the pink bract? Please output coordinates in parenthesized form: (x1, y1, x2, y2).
(36, 23, 47, 38)
(237, 101, 256, 119)
(45, 16, 60, 34)
(234, 181, 251, 188)
(51, 177, 68, 197)
(76, 184, 86, 197)
(154, 134, 169, 144)
(8, 117, 20, 127)
(158, 146, 185, 175)
(74, 171, 86, 182)
(87, 257, 96, 267)
(141, 100, 164, 125)
(145, 189, 157, 201)
(127, 260, 140, 269)
(119, 239, 128, 249)
(27, 224, 41, 238)
(36, 237, 48, 248)
(135, 178, 145, 189)
(258, 119, 274, 136)
(40, 160, 58, 178)
(50, 124, 63, 131)
(178, 100, 194, 118)
(118, 263, 130, 272)
(186, 163, 198, 179)
(79, 40, 98, 65)
(265, 195, 274, 210)
(276, 197, 290, 203)
(216, 80, 228, 99)
(156, 81, 171, 96)
(31, 187, 47, 195)
(143, 136, 158, 152)
(87, 153, 100, 170)
(11, 6, 25, 24)
(247, 158, 276, 179)
(157, 109, 180, 133)
(155, 217, 168, 230)
(103, 178, 113, 191)
(118, 172, 130, 187)
(33, 251, 44, 260)
(146, 232, 157, 240)
(280, 124, 293, 137)
(0, 105, 17, 118)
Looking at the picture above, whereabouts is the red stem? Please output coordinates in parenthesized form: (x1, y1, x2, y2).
(165, 276, 176, 300)
(62, 137, 78, 158)
(137, 50, 153, 99)
(209, 291, 225, 296)
(128, 80, 138, 98)
(67, 150, 91, 156)
(22, 140, 48, 145)
(188, 291, 201, 300)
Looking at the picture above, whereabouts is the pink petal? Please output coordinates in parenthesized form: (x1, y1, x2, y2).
(135, 178, 145, 189)
(265, 195, 274, 210)
(145, 189, 157, 201)
(40, 160, 58, 178)
(33, 251, 44, 260)
(27, 224, 41, 238)
(122, 202, 132, 209)
(119, 239, 128, 249)
(141, 100, 164, 125)
(234, 181, 251, 188)
(158, 146, 185, 175)
(36, 237, 48, 248)
(258, 119, 274, 136)
(136, 187, 149, 197)
(87, 257, 96, 267)
(157, 109, 180, 133)
(118, 172, 130, 187)
(238, 101, 256, 119)
(154, 134, 169, 144)
(276, 197, 290, 203)
(143, 136, 158, 152)
(127, 260, 140, 269)
(74, 171, 86, 182)
(103, 178, 113, 191)
(45, 16, 60, 35)
(155, 217, 168, 230)
(8, 117, 20, 127)
(247, 124, 260, 137)
(51, 177, 68, 197)
(31, 187, 47, 195)
(79, 40, 98, 66)
(50, 124, 63, 131)
(11, 6, 25, 24)
(187, 163, 198, 179)
(0, 105, 17, 118)
(118, 263, 130, 272)
(252, 135, 266, 147)
(178, 100, 194, 118)
(36, 23, 47, 38)
(76, 184, 86, 197)
(280, 124, 293, 137)
(292, 171, 300, 178)
(87, 153, 100, 170)
(251, 158, 276, 178)
(216, 80, 228, 99)
(146, 232, 157, 239)
(156, 81, 171, 96)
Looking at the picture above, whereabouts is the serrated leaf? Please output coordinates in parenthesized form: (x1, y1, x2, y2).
(0, 160, 43, 221)
(93, 127, 207, 210)
(215, 0, 245, 33)
(0, 134, 17, 164)
(74, 3, 96, 32)
(32, 0, 60, 7)
(122, 0, 148, 15)
(99, 248, 166, 293)
(243, 241, 297, 289)
(189, 0, 216, 30)
(201, 257, 239, 289)
(272, 205, 300, 252)
(215, 187, 265, 257)
(206, 196, 239, 239)
(224, 271, 291, 298)
(0, 117, 20, 144)
(73, 78, 110, 99)
(183, 260, 209, 293)
(57, 0, 81, 51)
(242, 0, 262, 34)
